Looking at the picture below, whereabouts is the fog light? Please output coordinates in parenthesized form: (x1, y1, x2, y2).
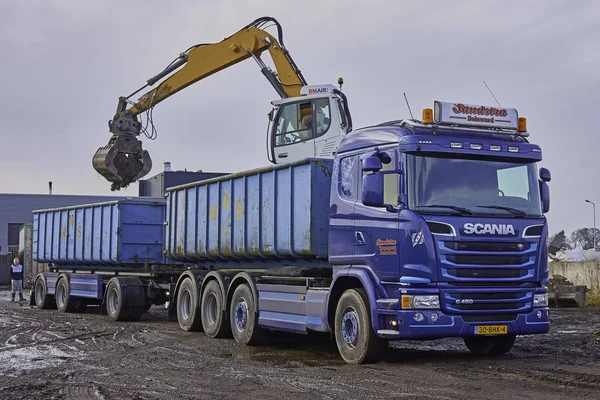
(414, 312, 425, 322)
(536, 310, 543, 319)
(431, 312, 439, 322)
(390, 320, 399, 329)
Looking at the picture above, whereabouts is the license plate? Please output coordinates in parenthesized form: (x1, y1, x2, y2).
(475, 325, 508, 335)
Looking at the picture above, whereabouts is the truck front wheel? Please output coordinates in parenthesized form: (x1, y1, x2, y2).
(463, 335, 516, 356)
(334, 288, 387, 364)
(230, 283, 264, 345)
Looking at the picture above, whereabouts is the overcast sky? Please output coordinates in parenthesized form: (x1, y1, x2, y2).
(1, 0, 599, 237)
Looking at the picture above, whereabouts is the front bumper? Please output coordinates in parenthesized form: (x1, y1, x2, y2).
(377, 308, 550, 340)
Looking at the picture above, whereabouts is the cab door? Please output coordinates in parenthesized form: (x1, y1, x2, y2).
(272, 99, 316, 163)
(353, 149, 401, 281)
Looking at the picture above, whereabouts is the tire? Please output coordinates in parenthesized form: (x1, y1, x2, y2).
(230, 283, 264, 345)
(201, 280, 231, 338)
(105, 279, 130, 322)
(334, 288, 388, 364)
(55, 278, 76, 313)
(463, 335, 516, 356)
(177, 278, 202, 332)
(34, 277, 56, 310)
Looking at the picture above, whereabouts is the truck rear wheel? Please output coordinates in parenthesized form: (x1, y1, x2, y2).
(201, 280, 231, 338)
(106, 279, 132, 322)
(463, 335, 516, 356)
(334, 288, 387, 364)
(56, 278, 76, 313)
(34, 277, 55, 310)
(230, 283, 264, 345)
(177, 278, 202, 332)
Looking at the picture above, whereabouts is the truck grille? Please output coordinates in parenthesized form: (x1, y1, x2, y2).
(437, 240, 537, 283)
(442, 290, 532, 315)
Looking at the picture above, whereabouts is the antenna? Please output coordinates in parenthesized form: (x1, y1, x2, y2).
(403, 93, 414, 119)
(483, 80, 501, 107)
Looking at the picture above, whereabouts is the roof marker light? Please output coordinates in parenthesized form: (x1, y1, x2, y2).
(508, 146, 519, 153)
(422, 108, 434, 124)
(450, 142, 463, 149)
(517, 117, 527, 132)
(470, 143, 483, 150)
(490, 145, 502, 151)
(419, 140, 432, 144)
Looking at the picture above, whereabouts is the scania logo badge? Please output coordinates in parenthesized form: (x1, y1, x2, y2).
(517, 243, 524, 250)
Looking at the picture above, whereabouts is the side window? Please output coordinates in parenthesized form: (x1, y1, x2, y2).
(361, 151, 399, 206)
(274, 101, 313, 147)
(339, 156, 357, 199)
(382, 159, 399, 205)
(314, 98, 331, 138)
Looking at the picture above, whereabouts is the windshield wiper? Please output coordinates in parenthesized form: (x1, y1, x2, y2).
(417, 204, 473, 215)
(476, 205, 527, 217)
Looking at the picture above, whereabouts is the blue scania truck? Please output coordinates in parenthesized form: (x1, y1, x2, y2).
(30, 100, 551, 364)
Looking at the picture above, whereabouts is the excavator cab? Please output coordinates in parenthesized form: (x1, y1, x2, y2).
(269, 84, 352, 163)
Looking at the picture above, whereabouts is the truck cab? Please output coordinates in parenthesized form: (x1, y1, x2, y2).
(329, 101, 550, 355)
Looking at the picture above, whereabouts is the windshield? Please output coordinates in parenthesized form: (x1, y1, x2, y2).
(407, 154, 542, 217)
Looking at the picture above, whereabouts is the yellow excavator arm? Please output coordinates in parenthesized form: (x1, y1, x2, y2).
(93, 17, 307, 191)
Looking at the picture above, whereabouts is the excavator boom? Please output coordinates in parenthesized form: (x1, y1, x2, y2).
(93, 17, 307, 190)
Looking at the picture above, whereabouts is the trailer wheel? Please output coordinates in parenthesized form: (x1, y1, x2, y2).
(106, 279, 130, 322)
(177, 278, 202, 332)
(463, 335, 516, 356)
(34, 277, 56, 310)
(230, 283, 264, 345)
(56, 278, 76, 313)
(334, 288, 387, 364)
(201, 280, 231, 338)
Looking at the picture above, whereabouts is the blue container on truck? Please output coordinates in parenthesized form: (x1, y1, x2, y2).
(165, 159, 332, 264)
(33, 198, 169, 267)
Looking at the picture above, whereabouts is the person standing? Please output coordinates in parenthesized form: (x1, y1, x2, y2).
(10, 258, 25, 302)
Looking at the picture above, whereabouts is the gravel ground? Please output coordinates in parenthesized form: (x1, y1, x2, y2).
(0, 288, 598, 400)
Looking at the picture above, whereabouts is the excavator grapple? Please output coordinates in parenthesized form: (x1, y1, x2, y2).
(92, 134, 152, 191)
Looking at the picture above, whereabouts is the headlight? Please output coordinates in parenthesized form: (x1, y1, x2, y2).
(533, 293, 548, 307)
(402, 295, 440, 309)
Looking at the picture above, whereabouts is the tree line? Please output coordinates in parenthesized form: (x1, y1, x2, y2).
(548, 228, 600, 255)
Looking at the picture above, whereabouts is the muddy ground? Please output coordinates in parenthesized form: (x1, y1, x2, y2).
(0, 288, 598, 400)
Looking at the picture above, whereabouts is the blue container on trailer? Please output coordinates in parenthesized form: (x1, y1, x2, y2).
(165, 158, 333, 264)
(33, 198, 168, 266)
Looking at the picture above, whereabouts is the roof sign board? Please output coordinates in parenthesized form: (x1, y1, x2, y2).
(434, 101, 519, 130)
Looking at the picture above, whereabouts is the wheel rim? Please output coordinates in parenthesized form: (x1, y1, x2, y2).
(35, 280, 43, 305)
(56, 282, 66, 308)
(107, 287, 119, 316)
(234, 298, 248, 332)
(205, 293, 218, 326)
(180, 289, 192, 321)
(341, 307, 359, 348)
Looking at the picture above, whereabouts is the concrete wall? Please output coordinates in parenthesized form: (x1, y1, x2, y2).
(549, 262, 600, 291)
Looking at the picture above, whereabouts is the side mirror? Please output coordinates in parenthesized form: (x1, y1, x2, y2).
(362, 173, 384, 207)
(539, 167, 551, 182)
(540, 181, 550, 213)
(362, 156, 382, 172)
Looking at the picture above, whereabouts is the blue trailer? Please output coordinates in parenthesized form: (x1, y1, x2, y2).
(31, 100, 552, 364)
(30, 198, 183, 320)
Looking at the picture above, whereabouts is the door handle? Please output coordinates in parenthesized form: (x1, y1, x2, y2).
(355, 231, 366, 246)
(278, 153, 288, 158)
